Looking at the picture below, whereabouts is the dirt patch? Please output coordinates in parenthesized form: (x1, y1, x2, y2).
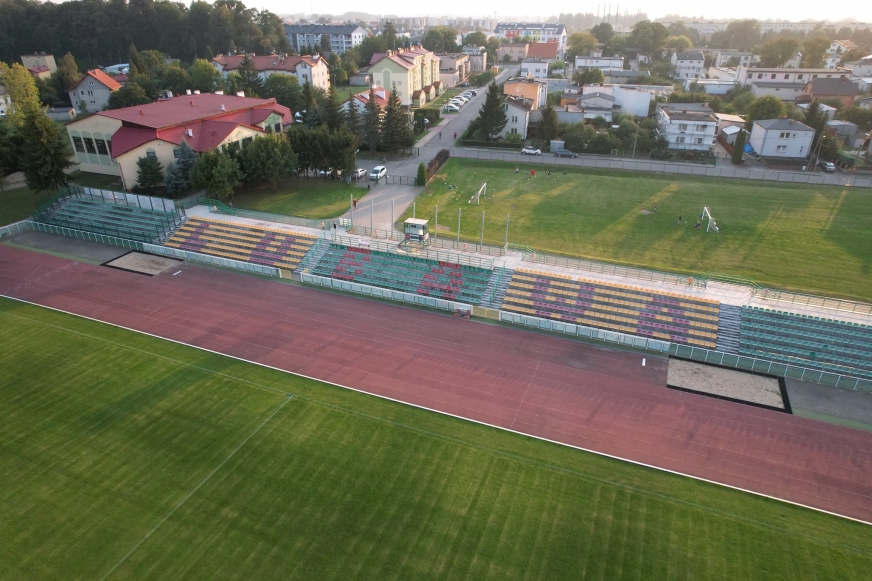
(667, 359, 785, 409)
(103, 252, 181, 276)
(640, 209, 654, 215)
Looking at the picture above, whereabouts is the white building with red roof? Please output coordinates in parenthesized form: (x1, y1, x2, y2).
(65, 93, 293, 190)
(67, 70, 122, 114)
(211, 54, 330, 90)
(368, 46, 443, 107)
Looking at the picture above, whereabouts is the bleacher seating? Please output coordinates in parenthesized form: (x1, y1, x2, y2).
(739, 306, 872, 379)
(164, 217, 317, 271)
(501, 268, 720, 348)
(34, 196, 182, 243)
(312, 243, 491, 304)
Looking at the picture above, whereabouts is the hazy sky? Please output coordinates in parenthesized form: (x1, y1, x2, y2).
(264, 2, 871, 23)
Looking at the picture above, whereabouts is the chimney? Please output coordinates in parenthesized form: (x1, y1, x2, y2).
(221, 104, 225, 111)
(139, 109, 144, 115)
(193, 90, 200, 94)
(190, 100, 194, 105)
(236, 91, 245, 97)
(186, 89, 192, 95)
(187, 128, 193, 137)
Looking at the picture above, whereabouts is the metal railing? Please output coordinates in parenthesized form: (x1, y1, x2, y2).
(197, 197, 343, 230)
(521, 251, 706, 288)
(331, 234, 494, 270)
(142, 243, 281, 278)
(301, 272, 473, 314)
(344, 226, 508, 257)
(751, 288, 872, 318)
(384, 175, 419, 185)
(23, 220, 145, 250)
(670, 344, 872, 391)
(0, 220, 31, 239)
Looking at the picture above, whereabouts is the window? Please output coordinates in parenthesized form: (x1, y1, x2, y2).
(87, 90, 93, 96)
(771, 74, 776, 79)
(784, 74, 789, 79)
(776, 145, 787, 152)
(696, 124, 706, 131)
(779, 132, 790, 138)
(757, 73, 763, 79)
(797, 74, 804, 79)
(694, 137, 703, 144)
(84, 138, 97, 154)
(173, 148, 181, 159)
(242, 136, 253, 146)
(511, 116, 518, 122)
(676, 136, 686, 143)
(273, 122, 281, 133)
(72, 136, 85, 153)
(146, 150, 156, 158)
(678, 124, 688, 131)
(510, 128, 517, 134)
(95, 139, 108, 156)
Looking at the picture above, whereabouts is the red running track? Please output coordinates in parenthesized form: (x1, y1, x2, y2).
(2, 245, 872, 522)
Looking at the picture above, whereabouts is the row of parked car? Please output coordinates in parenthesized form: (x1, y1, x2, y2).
(443, 90, 477, 113)
(519, 146, 578, 158)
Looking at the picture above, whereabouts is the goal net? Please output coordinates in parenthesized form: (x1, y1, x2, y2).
(469, 182, 486, 205)
(701, 206, 719, 233)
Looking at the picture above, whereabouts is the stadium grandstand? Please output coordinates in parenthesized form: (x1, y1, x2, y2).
(311, 243, 492, 304)
(164, 217, 317, 272)
(501, 268, 720, 348)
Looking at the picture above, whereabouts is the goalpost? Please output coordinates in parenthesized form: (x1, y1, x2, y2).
(469, 182, 486, 205)
(701, 206, 719, 233)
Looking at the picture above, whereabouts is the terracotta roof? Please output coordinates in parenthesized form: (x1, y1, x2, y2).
(527, 42, 558, 59)
(71, 69, 122, 92)
(27, 65, 51, 74)
(346, 86, 389, 110)
(212, 54, 322, 73)
(96, 93, 289, 129)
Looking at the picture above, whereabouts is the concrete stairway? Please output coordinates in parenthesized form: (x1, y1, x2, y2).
(478, 267, 513, 309)
(716, 304, 742, 354)
(297, 237, 331, 273)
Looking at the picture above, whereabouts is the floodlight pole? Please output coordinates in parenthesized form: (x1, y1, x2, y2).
(480, 211, 485, 248)
(457, 208, 461, 243)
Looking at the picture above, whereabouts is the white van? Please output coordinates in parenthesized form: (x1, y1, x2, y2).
(370, 165, 387, 180)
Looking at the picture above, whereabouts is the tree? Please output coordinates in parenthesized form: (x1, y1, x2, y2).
(590, 23, 614, 46)
(744, 95, 787, 129)
(628, 21, 670, 55)
(319, 33, 330, 53)
(566, 32, 598, 61)
(161, 65, 190, 96)
(710, 20, 760, 50)
(839, 106, 872, 132)
(0, 63, 42, 127)
(346, 97, 363, 143)
(732, 129, 746, 165)
(56, 53, 82, 93)
(573, 68, 605, 85)
(263, 74, 302, 110)
(380, 87, 413, 152)
(188, 59, 222, 93)
(0, 119, 23, 176)
(802, 36, 830, 68)
(190, 150, 242, 198)
(422, 27, 459, 53)
(362, 87, 381, 151)
(135, 155, 164, 189)
(322, 85, 342, 132)
(19, 110, 72, 193)
(759, 37, 800, 68)
(538, 104, 559, 142)
(237, 54, 264, 96)
(107, 83, 152, 109)
(477, 82, 508, 141)
(238, 133, 298, 188)
(464, 31, 488, 48)
(164, 162, 187, 196)
(175, 141, 199, 183)
(666, 35, 693, 52)
(382, 21, 399, 51)
(356, 35, 388, 68)
(416, 162, 427, 186)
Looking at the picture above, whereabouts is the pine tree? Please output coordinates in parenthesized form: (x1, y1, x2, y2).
(346, 97, 363, 144)
(164, 162, 187, 196)
(477, 82, 508, 141)
(416, 162, 427, 186)
(136, 155, 164, 189)
(210, 153, 243, 198)
(381, 87, 413, 152)
(323, 85, 342, 132)
(175, 140, 198, 183)
(237, 54, 264, 97)
(19, 110, 72, 193)
(362, 87, 381, 152)
(732, 130, 746, 165)
(538, 104, 559, 142)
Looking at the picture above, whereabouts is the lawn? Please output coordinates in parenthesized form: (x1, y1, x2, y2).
(407, 159, 872, 302)
(1, 297, 871, 580)
(232, 176, 368, 218)
(424, 88, 463, 111)
(331, 85, 359, 103)
(1, 172, 124, 226)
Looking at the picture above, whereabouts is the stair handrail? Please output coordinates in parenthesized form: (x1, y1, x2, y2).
(487, 264, 508, 304)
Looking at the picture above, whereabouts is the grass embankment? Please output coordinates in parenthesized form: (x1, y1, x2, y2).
(232, 177, 368, 218)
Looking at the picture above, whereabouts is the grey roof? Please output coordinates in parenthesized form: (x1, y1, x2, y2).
(494, 22, 566, 34)
(580, 92, 615, 102)
(754, 118, 815, 132)
(606, 70, 649, 77)
(805, 76, 857, 96)
(751, 81, 806, 89)
(661, 103, 714, 113)
(666, 112, 717, 121)
(675, 51, 705, 61)
(283, 24, 365, 36)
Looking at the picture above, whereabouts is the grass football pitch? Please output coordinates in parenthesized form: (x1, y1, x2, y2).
(407, 160, 872, 302)
(1, 297, 871, 580)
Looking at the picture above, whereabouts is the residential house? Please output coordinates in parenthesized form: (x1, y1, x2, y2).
(844, 55, 872, 78)
(493, 23, 567, 59)
(750, 82, 806, 101)
(45, 106, 77, 122)
(714, 113, 745, 133)
(824, 54, 843, 69)
(520, 58, 550, 80)
(498, 96, 532, 139)
(708, 66, 738, 81)
(497, 44, 528, 63)
(0, 84, 10, 117)
(339, 86, 389, 143)
(685, 78, 737, 94)
(26, 65, 53, 80)
(748, 118, 814, 160)
(783, 53, 803, 68)
(574, 56, 623, 71)
(797, 101, 837, 121)
(67, 70, 121, 114)
(656, 104, 717, 151)
(21, 53, 56, 80)
(858, 96, 872, 110)
(853, 77, 872, 91)
(671, 51, 705, 80)
(65, 93, 293, 190)
(576, 92, 615, 121)
(436, 53, 470, 87)
(580, 83, 671, 117)
(800, 77, 857, 108)
(713, 50, 758, 67)
(283, 24, 369, 55)
(526, 42, 559, 63)
(829, 40, 858, 55)
(827, 120, 858, 138)
(502, 78, 547, 110)
(462, 46, 488, 73)
(368, 46, 443, 107)
(211, 54, 330, 90)
(737, 66, 851, 86)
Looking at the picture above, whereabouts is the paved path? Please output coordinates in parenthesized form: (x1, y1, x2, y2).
(2, 243, 872, 523)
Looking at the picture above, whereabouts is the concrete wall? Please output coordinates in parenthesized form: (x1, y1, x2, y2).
(66, 116, 123, 176)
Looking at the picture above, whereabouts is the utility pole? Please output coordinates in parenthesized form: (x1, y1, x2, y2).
(632, 124, 639, 158)
(480, 211, 485, 248)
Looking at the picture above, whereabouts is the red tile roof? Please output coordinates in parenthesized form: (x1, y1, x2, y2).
(527, 42, 558, 59)
(212, 54, 322, 72)
(27, 65, 52, 74)
(71, 69, 122, 92)
(97, 93, 289, 129)
(347, 86, 389, 110)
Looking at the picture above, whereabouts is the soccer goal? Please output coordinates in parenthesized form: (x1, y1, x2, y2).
(469, 182, 486, 205)
(701, 206, 720, 233)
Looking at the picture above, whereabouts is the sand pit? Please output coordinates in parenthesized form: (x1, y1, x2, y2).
(104, 252, 181, 276)
(667, 359, 786, 409)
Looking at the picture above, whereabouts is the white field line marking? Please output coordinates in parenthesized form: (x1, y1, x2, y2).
(2, 294, 871, 528)
(510, 360, 539, 428)
(97, 394, 293, 581)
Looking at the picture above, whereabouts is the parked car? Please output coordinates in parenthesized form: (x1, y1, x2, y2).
(521, 146, 542, 156)
(459, 82, 470, 87)
(353, 168, 367, 179)
(318, 168, 342, 178)
(443, 104, 460, 112)
(554, 149, 577, 158)
(448, 101, 465, 108)
(461, 92, 474, 99)
(818, 160, 836, 173)
(370, 165, 387, 180)
(452, 95, 469, 103)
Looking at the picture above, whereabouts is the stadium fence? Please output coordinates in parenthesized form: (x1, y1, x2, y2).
(751, 288, 872, 318)
(331, 234, 494, 269)
(345, 225, 507, 257)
